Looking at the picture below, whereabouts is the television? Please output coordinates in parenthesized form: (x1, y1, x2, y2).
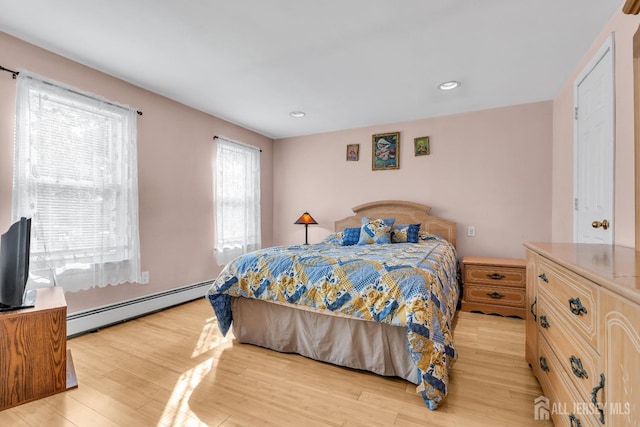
(0, 217, 35, 311)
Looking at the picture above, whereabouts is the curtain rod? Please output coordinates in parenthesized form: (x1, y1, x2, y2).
(214, 135, 262, 152)
(1, 65, 143, 116)
(0, 65, 18, 79)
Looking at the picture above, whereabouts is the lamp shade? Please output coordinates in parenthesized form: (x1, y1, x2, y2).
(294, 212, 318, 225)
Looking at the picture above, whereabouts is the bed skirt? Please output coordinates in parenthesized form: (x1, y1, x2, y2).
(230, 297, 419, 384)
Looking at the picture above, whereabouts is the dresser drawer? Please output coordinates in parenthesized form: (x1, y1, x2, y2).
(537, 334, 600, 427)
(463, 284, 525, 308)
(537, 295, 601, 403)
(536, 257, 598, 348)
(464, 263, 526, 288)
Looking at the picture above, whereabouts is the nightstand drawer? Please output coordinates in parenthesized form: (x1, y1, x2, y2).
(463, 284, 526, 308)
(464, 263, 526, 288)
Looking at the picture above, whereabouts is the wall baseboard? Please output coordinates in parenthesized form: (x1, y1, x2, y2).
(66, 281, 213, 337)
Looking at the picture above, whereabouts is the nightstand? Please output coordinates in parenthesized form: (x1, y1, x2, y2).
(461, 256, 526, 318)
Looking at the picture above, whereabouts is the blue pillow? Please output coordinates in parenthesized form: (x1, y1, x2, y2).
(341, 227, 361, 246)
(391, 223, 421, 243)
(357, 217, 395, 245)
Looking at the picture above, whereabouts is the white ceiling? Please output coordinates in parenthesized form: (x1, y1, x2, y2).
(0, 1, 622, 139)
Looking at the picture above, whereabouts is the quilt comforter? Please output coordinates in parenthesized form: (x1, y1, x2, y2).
(206, 233, 459, 410)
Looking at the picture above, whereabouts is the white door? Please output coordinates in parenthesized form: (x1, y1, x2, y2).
(574, 33, 615, 244)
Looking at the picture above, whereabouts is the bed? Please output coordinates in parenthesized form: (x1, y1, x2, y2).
(207, 200, 459, 410)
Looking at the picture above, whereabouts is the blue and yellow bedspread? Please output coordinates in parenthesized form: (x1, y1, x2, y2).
(207, 234, 459, 410)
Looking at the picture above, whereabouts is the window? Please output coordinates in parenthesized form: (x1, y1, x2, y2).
(13, 70, 141, 291)
(215, 138, 261, 265)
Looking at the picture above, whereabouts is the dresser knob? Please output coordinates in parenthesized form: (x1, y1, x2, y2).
(530, 296, 537, 321)
(487, 273, 505, 280)
(569, 413, 582, 427)
(540, 315, 550, 329)
(539, 356, 550, 372)
(568, 297, 588, 315)
(591, 373, 605, 424)
(569, 355, 588, 379)
(538, 273, 549, 283)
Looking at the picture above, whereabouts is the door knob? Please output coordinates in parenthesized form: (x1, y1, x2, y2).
(591, 219, 610, 230)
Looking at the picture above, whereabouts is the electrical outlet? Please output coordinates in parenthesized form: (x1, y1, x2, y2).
(141, 271, 149, 284)
(468, 226, 476, 237)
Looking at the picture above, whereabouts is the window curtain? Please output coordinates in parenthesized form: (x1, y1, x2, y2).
(13, 70, 142, 291)
(215, 138, 261, 265)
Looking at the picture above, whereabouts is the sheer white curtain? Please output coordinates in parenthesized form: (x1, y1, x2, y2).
(215, 138, 261, 265)
(13, 70, 142, 292)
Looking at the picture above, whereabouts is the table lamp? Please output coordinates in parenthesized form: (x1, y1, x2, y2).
(294, 212, 317, 245)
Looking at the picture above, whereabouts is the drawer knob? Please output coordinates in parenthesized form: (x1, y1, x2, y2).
(539, 315, 550, 329)
(591, 373, 605, 424)
(530, 296, 537, 321)
(569, 413, 582, 427)
(569, 355, 589, 379)
(539, 356, 550, 372)
(487, 273, 505, 280)
(568, 297, 588, 316)
(486, 291, 504, 299)
(538, 273, 549, 283)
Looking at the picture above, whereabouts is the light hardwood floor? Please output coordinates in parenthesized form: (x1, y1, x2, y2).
(0, 298, 552, 427)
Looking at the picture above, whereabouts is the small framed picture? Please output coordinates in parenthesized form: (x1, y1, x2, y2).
(372, 132, 399, 170)
(346, 144, 359, 161)
(414, 136, 430, 156)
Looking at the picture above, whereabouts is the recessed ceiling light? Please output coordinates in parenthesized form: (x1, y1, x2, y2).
(289, 111, 306, 118)
(438, 81, 461, 91)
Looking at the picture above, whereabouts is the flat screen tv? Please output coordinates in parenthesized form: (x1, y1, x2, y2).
(0, 217, 35, 311)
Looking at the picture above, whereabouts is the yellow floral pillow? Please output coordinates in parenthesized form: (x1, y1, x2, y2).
(357, 217, 395, 245)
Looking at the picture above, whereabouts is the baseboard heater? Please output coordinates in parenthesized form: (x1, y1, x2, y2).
(66, 280, 213, 337)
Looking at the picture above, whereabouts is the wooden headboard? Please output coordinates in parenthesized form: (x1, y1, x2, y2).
(334, 200, 457, 247)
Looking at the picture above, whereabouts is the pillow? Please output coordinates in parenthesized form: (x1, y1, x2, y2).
(323, 231, 343, 245)
(418, 229, 438, 242)
(341, 227, 361, 246)
(391, 223, 421, 243)
(357, 217, 395, 245)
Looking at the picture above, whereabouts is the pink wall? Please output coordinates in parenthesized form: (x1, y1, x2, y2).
(3, 6, 630, 315)
(552, 10, 640, 247)
(0, 32, 274, 312)
(273, 101, 553, 259)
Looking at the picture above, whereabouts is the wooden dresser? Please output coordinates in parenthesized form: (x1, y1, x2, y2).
(461, 256, 527, 318)
(0, 287, 77, 410)
(524, 243, 639, 427)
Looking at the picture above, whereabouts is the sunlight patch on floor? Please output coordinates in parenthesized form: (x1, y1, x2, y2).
(158, 315, 231, 426)
(191, 316, 228, 358)
(159, 357, 214, 427)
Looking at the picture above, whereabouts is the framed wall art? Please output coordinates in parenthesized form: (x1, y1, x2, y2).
(346, 144, 359, 161)
(414, 136, 430, 156)
(372, 132, 399, 170)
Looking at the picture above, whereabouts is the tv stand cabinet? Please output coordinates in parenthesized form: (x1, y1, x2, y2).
(0, 287, 77, 410)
